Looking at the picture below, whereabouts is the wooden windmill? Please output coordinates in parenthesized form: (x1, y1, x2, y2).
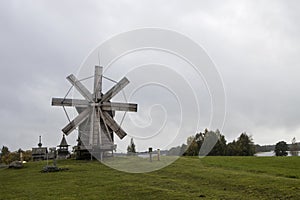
(52, 66, 137, 159)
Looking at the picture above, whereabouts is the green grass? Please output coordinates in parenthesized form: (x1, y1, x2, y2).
(0, 156, 300, 200)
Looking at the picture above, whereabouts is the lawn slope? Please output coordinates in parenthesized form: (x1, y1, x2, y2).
(0, 156, 299, 200)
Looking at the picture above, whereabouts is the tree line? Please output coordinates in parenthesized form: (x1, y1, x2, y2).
(183, 129, 255, 156)
(168, 129, 299, 156)
(0, 146, 32, 164)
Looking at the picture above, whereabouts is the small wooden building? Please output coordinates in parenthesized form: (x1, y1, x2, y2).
(57, 134, 70, 159)
(32, 136, 48, 161)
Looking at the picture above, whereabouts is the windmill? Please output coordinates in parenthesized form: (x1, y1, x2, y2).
(52, 66, 137, 159)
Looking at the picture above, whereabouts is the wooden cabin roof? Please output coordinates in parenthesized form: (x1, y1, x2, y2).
(58, 134, 69, 147)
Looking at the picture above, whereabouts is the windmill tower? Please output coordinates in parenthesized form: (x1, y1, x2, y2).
(52, 66, 137, 159)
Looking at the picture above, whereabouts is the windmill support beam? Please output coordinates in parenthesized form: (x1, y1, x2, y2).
(94, 66, 103, 101)
(101, 111, 127, 139)
(52, 98, 89, 107)
(101, 77, 129, 102)
(67, 74, 94, 102)
(101, 102, 137, 112)
(62, 107, 91, 135)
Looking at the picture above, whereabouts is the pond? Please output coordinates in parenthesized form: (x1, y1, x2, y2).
(255, 151, 299, 156)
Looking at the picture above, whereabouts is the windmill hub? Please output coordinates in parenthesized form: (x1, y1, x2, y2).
(52, 66, 138, 159)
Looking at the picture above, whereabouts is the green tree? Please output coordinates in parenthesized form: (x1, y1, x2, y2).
(226, 140, 237, 156)
(208, 130, 227, 156)
(168, 146, 181, 156)
(290, 137, 299, 156)
(225, 133, 255, 156)
(127, 138, 136, 154)
(1, 146, 10, 163)
(1, 146, 9, 157)
(180, 144, 187, 155)
(4, 152, 19, 164)
(275, 141, 288, 156)
(236, 133, 255, 156)
(184, 136, 199, 156)
(168, 144, 188, 156)
(184, 129, 227, 156)
(22, 150, 32, 162)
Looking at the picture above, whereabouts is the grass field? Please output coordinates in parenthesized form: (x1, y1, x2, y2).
(0, 156, 299, 200)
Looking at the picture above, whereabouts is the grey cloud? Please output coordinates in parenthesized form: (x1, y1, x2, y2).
(1, 0, 300, 151)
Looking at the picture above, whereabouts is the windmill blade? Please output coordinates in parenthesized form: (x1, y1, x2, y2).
(101, 77, 129, 102)
(67, 74, 93, 102)
(101, 102, 137, 112)
(62, 107, 91, 135)
(97, 108, 113, 142)
(101, 111, 127, 139)
(52, 98, 89, 107)
(93, 66, 103, 101)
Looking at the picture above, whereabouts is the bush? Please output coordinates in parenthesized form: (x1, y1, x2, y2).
(275, 141, 288, 156)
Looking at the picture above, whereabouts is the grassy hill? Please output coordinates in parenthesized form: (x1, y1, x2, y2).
(0, 156, 299, 199)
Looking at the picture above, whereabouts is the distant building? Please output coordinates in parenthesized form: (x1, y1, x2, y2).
(32, 136, 48, 161)
(57, 134, 70, 159)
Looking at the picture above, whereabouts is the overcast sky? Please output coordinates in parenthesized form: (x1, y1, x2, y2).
(1, 0, 300, 152)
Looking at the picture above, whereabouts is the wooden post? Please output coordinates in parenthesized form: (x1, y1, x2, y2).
(20, 152, 23, 163)
(149, 147, 153, 162)
(53, 148, 57, 167)
(53, 157, 57, 167)
(100, 151, 103, 161)
(157, 149, 160, 161)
